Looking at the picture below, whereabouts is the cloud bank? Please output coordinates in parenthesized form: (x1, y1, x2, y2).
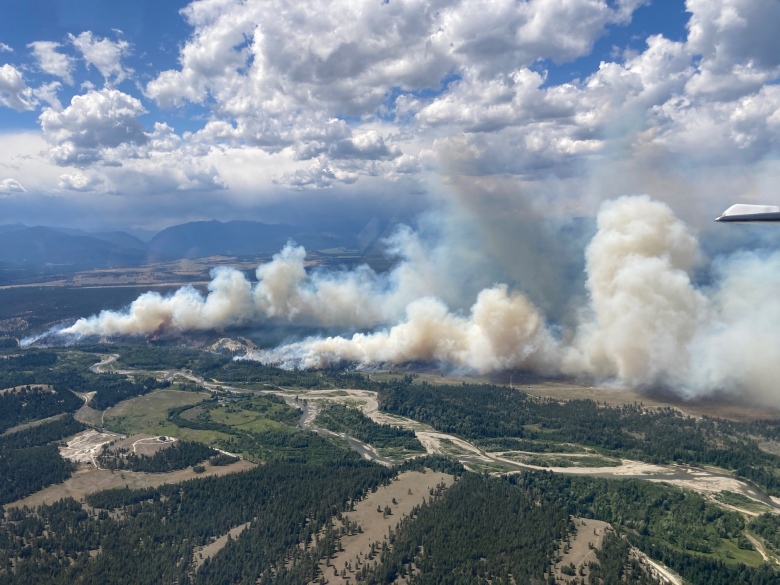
(0, 1, 779, 232)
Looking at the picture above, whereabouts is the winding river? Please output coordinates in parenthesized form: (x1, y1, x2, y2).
(86, 353, 780, 511)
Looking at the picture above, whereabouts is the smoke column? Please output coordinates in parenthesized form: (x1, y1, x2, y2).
(247, 195, 780, 406)
(38, 194, 780, 406)
(562, 195, 709, 387)
(253, 285, 562, 374)
(56, 227, 438, 337)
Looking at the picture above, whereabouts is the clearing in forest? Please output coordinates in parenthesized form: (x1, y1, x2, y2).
(103, 389, 231, 444)
(553, 518, 610, 583)
(59, 429, 125, 464)
(192, 522, 252, 570)
(5, 458, 255, 509)
(309, 470, 454, 585)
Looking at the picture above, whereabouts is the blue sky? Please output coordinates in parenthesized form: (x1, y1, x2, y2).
(0, 0, 201, 132)
(0, 0, 778, 231)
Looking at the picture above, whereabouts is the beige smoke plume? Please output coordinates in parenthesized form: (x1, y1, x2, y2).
(249, 195, 780, 406)
(43, 194, 780, 406)
(59, 228, 438, 337)
(563, 195, 710, 387)
(250, 285, 562, 374)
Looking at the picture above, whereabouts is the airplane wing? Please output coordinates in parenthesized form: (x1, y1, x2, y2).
(716, 204, 780, 222)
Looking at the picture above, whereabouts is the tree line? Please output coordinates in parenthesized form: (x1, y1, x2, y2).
(377, 380, 780, 495)
(96, 440, 218, 473)
(0, 415, 85, 505)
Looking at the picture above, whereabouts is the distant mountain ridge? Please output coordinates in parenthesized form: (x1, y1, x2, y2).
(50, 227, 148, 251)
(146, 220, 346, 260)
(0, 220, 356, 283)
(0, 227, 147, 268)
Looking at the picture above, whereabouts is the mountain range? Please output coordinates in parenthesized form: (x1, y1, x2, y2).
(0, 220, 359, 284)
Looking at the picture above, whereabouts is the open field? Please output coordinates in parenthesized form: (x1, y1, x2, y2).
(5, 458, 255, 509)
(498, 451, 622, 468)
(554, 518, 610, 583)
(74, 404, 105, 426)
(193, 522, 252, 571)
(109, 434, 176, 457)
(0, 256, 265, 290)
(713, 536, 766, 567)
(103, 389, 233, 445)
(308, 470, 454, 585)
(209, 406, 287, 433)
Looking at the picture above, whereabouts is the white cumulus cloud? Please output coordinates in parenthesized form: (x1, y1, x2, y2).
(28, 41, 74, 84)
(0, 178, 25, 195)
(70, 31, 132, 85)
(39, 88, 147, 165)
(0, 64, 36, 111)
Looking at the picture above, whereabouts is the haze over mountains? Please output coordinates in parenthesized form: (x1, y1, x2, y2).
(0, 220, 361, 283)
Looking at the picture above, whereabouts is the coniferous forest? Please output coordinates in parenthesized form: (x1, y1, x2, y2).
(315, 404, 426, 453)
(0, 458, 393, 585)
(1, 347, 780, 584)
(377, 379, 780, 495)
(96, 440, 219, 473)
(361, 472, 569, 585)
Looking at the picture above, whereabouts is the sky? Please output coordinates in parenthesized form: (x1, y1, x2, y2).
(0, 0, 779, 232)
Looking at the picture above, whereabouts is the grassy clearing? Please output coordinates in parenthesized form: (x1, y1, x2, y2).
(208, 408, 258, 426)
(104, 389, 231, 446)
(461, 459, 517, 474)
(74, 405, 103, 426)
(375, 446, 426, 460)
(656, 532, 765, 568)
(6, 459, 255, 509)
(180, 405, 204, 421)
(209, 407, 287, 433)
(715, 538, 765, 567)
(715, 491, 774, 514)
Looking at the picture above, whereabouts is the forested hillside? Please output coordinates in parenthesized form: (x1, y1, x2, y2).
(0, 351, 167, 431)
(512, 472, 778, 585)
(361, 473, 569, 584)
(0, 415, 85, 450)
(0, 459, 392, 585)
(0, 415, 85, 505)
(0, 349, 169, 503)
(0, 444, 75, 505)
(0, 346, 778, 583)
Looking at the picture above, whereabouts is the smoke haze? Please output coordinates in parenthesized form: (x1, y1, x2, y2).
(35, 194, 780, 407)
